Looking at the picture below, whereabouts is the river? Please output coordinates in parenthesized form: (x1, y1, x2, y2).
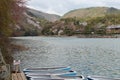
(12, 36, 120, 78)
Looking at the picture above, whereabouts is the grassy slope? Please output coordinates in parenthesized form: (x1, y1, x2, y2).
(63, 7, 120, 19)
(26, 8, 61, 22)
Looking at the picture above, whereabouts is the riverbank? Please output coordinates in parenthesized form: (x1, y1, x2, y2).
(77, 34, 119, 38)
(0, 37, 28, 80)
(38, 34, 120, 38)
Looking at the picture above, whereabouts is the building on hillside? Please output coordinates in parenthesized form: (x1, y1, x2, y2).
(106, 25, 120, 34)
(79, 22, 88, 26)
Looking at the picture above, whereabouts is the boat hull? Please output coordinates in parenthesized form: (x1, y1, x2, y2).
(23, 67, 71, 72)
(27, 75, 83, 79)
(87, 75, 120, 80)
(26, 71, 77, 78)
(31, 78, 83, 80)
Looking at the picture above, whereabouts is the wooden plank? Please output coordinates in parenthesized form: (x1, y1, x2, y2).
(12, 72, 27, 80)
(12, 73, 18, 80)
(20, 72, 27, 80)
(16, 73, 23, 80)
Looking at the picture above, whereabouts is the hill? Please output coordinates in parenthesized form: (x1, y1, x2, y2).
(26, 8, 61, 22)
(63, 7, 120, 19)
(13, 7, 120, 36)
(13, 8, 61, 36)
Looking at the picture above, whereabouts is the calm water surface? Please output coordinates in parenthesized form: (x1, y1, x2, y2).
(13, 37, 120, 78)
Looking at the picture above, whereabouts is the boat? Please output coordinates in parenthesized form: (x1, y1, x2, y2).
(87, 75, 120, 80)
(30, 75, 84, 80)
(30, 78, 83, 80)
(29, 75, 85, 80)
(52, 75, 84, 79)
(26, 71, 77, 77)
(30, 78, 64, 80)
(26, 75, 51, 78)
(23, 66, 71, 72)
(24, 69, 73, 75)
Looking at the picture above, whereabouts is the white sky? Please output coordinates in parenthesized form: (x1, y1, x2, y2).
(27, 0, 120, 16)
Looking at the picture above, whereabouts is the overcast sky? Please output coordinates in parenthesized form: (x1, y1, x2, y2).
(27, 0, 120, 16)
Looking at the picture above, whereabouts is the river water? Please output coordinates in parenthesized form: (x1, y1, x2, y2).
(13, 37, 120, 78)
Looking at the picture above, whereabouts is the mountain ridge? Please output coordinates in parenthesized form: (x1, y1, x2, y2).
(62, 7, 120, 19)
(26, 8, 61, 22)
(13, 7, 120, 36)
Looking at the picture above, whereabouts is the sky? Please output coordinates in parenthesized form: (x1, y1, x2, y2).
(27, 0, 120, 16)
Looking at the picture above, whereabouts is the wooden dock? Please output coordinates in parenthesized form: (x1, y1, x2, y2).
(12, 72, 27, 80)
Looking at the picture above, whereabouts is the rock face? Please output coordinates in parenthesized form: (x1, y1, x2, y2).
(13, 12, 43, 36)
(0, 50, 10, 80)
(24, 12, 42, 29)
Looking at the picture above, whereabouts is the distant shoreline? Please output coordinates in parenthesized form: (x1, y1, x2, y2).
(11, 34, 120, 38)
(40, 34, 120, 38)
(76, 34, 120, 38)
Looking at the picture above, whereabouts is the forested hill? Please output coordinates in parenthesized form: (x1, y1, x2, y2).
(13, 7, 120, 36)
(63, 7, 120, 19)
(12, 7, 61, 36)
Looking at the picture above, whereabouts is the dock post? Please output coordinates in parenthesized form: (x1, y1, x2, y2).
(13, 60, 21, 73)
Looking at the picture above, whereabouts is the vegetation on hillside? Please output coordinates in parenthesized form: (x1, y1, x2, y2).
(38, 13, 120, 36)
(0, 0, 26, 79)
(0, 0, 25, 62)
(11, 7, 120, 36)
(38, 7, 120, 36)
(11, 7, 61, 36)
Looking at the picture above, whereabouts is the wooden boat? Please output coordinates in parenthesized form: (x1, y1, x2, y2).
(87, 75, 120, 80)
(26, 71, 77, 77)
(23, 66, 71, 72)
